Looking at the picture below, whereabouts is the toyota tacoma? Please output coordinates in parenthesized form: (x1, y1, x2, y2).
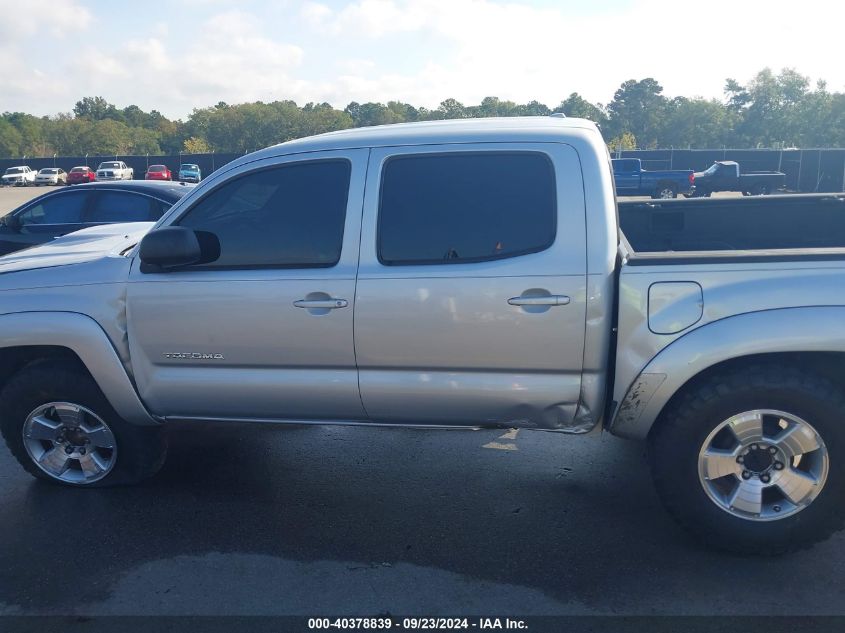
(0, 117, 843, 555)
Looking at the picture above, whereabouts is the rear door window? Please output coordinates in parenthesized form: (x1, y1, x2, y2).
(377, 152, 556, 265)
(87, 191, 157, 223)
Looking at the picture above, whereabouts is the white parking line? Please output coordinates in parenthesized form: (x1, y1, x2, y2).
(482, 428, 519, 451)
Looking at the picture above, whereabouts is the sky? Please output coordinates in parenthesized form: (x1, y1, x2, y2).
(1, 0, 843, 120)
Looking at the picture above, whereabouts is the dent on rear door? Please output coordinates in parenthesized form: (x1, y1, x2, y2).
(354, 143, 588, 430)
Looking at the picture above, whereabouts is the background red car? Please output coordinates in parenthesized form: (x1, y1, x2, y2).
(145, 165, 172, 181)
(67, 166, 96, 184)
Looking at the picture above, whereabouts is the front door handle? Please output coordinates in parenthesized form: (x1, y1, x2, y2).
(507, 295, 571, 307)
(294, 298, 348, 309)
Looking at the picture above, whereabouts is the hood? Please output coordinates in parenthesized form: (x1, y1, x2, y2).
(0, 222, 154, 274)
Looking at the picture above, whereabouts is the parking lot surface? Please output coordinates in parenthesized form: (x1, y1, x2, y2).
(1, 421, 844, 616)
(0, 186, 50, 214)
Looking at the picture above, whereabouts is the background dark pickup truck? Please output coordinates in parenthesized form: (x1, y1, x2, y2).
(690, 160, 786, 196)
(612, 158, 695, 199)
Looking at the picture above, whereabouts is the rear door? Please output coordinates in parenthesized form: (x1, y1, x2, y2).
(354, 144, 587, 428)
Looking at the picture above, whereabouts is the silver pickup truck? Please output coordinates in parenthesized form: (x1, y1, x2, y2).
(1, 117, 843, 554)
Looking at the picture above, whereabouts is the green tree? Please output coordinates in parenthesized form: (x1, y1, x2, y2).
(0, 118, 22, 157)
(606, 78, 668, 149)
(607, 132, 637, 152)
(73, 96, 120, 121)
(183, 136, 212, 153)
(81, 119, 133, 154)
(437, 98, 468, 119)
(661, 97, 737, 148)
(728, 68, 811, 146)
(554, 93, 607, 125)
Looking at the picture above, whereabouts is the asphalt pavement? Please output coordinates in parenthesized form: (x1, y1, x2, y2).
(1, 421, 844, 616)
(0, 183, 838, 619)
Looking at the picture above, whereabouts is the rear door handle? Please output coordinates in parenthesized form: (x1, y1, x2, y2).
(293, 298, 349, 309)
(508, 295, 571, 307)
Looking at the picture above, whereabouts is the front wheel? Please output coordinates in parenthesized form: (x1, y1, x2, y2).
(0, 359, 167, 487)
(649, 364, 845, 554)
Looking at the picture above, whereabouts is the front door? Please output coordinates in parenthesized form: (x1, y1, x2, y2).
(354, 144, 588, 429)
(126, 149, 368, 422)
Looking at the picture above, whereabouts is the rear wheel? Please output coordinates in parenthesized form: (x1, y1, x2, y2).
(652, 184, 678, 199)
(649, 364, 845, 554)
(0, 360, 167, 487)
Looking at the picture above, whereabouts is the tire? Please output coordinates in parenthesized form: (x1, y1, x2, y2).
(648, 364, 845, 555)
(652, 183, 678, 199)
(0, 359, 167, 487)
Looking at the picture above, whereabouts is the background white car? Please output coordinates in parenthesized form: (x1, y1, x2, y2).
(1, 166, 36, 186)
(96, 161, 134, 181)
(34, 168, 67, 186)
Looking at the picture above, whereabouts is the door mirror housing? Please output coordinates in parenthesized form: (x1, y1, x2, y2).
(139, 226, 205, 271)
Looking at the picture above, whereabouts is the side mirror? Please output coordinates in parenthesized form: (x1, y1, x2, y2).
(139, 227, 204, 271)
(2, 214, 22, 231)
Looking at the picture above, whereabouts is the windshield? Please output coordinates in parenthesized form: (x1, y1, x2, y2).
(703, 164, 719, 175)
(181, 164, 199, 171)
(70, 167, 88, 173)
(99, 162, 121, 169)
(4, 167, 25, 174)
(149, 165, 167, 171)
(39, 169, 59, 174)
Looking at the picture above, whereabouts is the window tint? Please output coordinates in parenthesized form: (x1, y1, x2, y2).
(18, 192, 87, 225)
(378, 152, 556, 265)
(178, 160, 351, 269)
(87, 192, 156, 223)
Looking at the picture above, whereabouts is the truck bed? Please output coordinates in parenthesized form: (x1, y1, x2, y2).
(620, 194, 845, 253)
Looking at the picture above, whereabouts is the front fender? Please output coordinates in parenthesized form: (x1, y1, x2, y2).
(610, 306, 845, 439)
(0, 312, 158, 426)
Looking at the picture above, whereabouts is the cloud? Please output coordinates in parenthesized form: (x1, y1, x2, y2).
(0, 0, 92, 41)
(294, 0, 845, 109)
(57, 10, 307, 118)
(1, 0, 843, 120)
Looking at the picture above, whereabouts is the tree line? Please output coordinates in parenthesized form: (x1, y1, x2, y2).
(1, 68, 843, 158)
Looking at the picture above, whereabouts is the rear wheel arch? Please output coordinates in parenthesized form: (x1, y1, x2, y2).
(648, 352, 845, 441)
